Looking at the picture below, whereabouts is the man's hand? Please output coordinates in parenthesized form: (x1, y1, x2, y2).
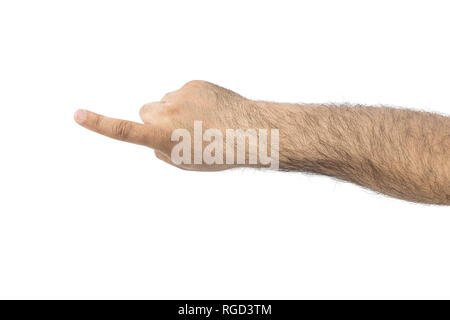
(75, 80, 450, 205)
(75, 80, 261, 171)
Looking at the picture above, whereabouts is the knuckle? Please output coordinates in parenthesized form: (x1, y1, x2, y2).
(183, 80, 208, 89)
(162, 91, 176, 101)
(159, 105, 179, 118)
(139, 104, 149, 118)
(94, 115, 102, 129)
(112, 120, 132, 139)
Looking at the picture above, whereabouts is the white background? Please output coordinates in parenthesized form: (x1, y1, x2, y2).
(0, 0, 449, 299)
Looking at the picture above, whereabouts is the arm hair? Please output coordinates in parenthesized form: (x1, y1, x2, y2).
(263, 103, 450, 205)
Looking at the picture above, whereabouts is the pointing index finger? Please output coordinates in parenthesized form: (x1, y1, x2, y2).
(74, 109, 160, 148)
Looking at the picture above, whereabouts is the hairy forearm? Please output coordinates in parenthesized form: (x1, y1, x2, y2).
(75, 80, 449, 205)
(263, 102, 450, 205)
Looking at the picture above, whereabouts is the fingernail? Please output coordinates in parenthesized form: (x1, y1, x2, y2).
(75, 109, 87, 123)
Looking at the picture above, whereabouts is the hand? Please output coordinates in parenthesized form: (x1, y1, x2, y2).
(74, 80, 272, 171)
(75, 80, 450, 204)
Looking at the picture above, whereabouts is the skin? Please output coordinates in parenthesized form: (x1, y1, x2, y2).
(75, 80, 450, 205)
